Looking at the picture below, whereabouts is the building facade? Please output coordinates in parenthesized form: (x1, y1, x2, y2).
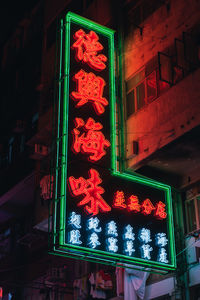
(0, 0, 200, 299)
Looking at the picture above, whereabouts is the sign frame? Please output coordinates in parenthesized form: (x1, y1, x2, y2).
(50, 11, 176, 273)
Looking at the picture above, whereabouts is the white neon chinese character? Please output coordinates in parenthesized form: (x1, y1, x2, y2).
(107, 237, 118, 252)
(141, 244, 153, 260)
(139, 228, 152, 243)
(88, 232, 101, 248)
(69, 230, 82, 244)
(158, 248, 168, 263)
(107, 221, 118, 236)
(156, 233, 168, 247)
(124, 225, 135, 240)
(69, 212, 81, 229)
(124, 240, 135, 256)
(87, 217, 102, 232)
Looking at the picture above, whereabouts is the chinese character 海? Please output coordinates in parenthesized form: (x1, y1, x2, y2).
(155, 233, 168, 247)
(68, 168, 111, 216)
(68, 211, 81, 229)
(87, 217, 102, 232)
(72, 29, 107, 70)
(69, 230, 82, 245)
(71, 70, 108, 114)
(72, 117, 110, 161)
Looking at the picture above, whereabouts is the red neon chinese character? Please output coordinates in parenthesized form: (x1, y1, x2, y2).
(68, 169, 111, 216)
(113, 191, 126, 209)
(71, 70, 108, 114)
(141, 198, 155, 215)
(72, 117, 110, 161)
(154, 201, 167, 220)
(72, 29, 107, 70)
(127, 195, 141, 212)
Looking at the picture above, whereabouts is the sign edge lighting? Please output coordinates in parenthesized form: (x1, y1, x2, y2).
(51, 11, 176, 272)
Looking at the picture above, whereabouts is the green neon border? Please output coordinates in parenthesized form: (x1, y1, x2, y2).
(52, 11, 176, 271)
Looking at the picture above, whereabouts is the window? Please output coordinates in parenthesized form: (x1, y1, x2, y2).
(126, 29, 200, 119)
(158, 52, 173, 85)
(126, 68, 158, 118)
(183, 32, 199, 68)
(185, 195, 200, 233)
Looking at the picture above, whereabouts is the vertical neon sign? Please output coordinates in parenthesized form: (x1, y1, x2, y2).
(51, 12, 176, 272)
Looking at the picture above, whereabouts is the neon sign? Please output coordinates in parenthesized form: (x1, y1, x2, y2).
(51, 12, 176, 272)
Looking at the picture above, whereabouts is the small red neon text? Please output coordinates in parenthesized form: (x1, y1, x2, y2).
(113, 191, 127, 208)
(68, 169, 111, 216)
(112, 192, 167, 220)
(141, 198, 155, 215)
(127, 195, 140, 212)
(72, 29, 107, 70)
(155, 201, 167, 220)
(72, 117, 110, 161)
(71, 70, 108, 114)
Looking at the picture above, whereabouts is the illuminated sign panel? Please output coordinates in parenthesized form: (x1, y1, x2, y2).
(51, 12, 176, 272)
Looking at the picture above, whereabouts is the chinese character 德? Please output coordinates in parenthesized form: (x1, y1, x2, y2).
(71, 70, 108, 114)
(72, 117, 110, 161)
(72, 29, 107, 70)
(68, 168, 111, 216)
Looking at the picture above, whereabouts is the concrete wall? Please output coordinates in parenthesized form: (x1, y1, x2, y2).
(124, 0, 200, 80)
(126, 68, 200, 168)
(124, 0, 200, 169)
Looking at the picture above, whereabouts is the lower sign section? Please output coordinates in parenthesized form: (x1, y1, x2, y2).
(52, 168, 175, 272)
(67, 213, 168, 263)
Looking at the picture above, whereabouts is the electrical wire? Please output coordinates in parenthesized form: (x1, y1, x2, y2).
(176, 238, 199, 258)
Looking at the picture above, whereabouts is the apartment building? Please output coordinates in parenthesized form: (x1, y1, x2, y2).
(0, 0, 200, 299)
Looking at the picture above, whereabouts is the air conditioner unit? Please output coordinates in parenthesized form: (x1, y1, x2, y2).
(34, 144, 48, 156)
(13, 120, 25, 133)
(126, 140, 139, 159)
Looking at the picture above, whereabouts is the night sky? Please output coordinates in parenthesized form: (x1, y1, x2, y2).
(0, 0, 39, 46)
